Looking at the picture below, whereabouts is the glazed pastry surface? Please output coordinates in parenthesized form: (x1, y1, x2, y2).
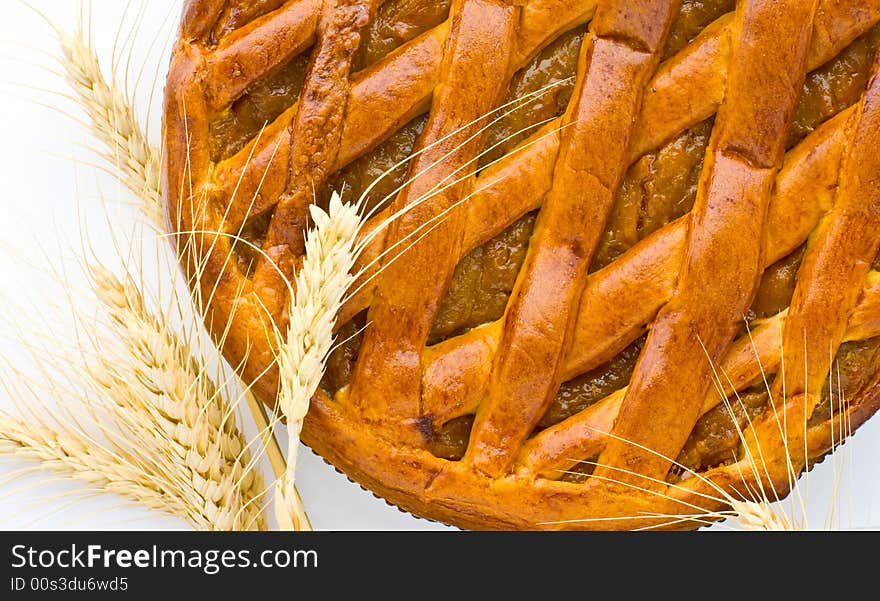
(164, 0, 880, 529)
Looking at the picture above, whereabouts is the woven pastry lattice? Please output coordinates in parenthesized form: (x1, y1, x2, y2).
(164, 0, 880, 529)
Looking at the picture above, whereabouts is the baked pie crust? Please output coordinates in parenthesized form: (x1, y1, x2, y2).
(164, 0, 880, 529)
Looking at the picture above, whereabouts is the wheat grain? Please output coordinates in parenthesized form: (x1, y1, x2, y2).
(729, 500, 794, 531)
(0, 410, 200, 522)
(26, 13, 282, 530)
(0, 258, 269, 530)
(273, 193, 364, 530)
(39, 16, 292, 531)
(53, 16, 319, 525)
(0, 352, 260, 530)
(86, 264, 266, 530)
(55, 24, 162, 225)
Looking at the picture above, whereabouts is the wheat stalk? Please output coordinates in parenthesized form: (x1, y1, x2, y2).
(729, 500, 794, 531)
(273, 193, 364, 530)
(0, 411, 200, 522)
(0, 257, 268, 530)
(54, 22, 162, 224)
(46, 17, 314, 530)
(55, 13, 296, 486)
(33, 14, 297, 529)
(88, 264, 266, 530)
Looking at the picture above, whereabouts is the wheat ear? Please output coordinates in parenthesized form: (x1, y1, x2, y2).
(729, 500, 793, 531)
(46, 16, 289, 529)
(0, 280, 263, 531)
(0, 411, 198, 522)
(87, 264, 266, 530)
(274, 193, 364, 530)
(55, 23, 162, 224)
(55, 17, 298, 495)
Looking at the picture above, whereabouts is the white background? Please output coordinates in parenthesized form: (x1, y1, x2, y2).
(0, 0, 876, 531)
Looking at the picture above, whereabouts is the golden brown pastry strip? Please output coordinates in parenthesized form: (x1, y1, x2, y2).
(515, 0, 597, 64)
(629, 14, 731, 160)
(181, 0, 226, 41)
(349, 0, 519, 429)
(772, 49, 880, 403)
(249, 0, 376, 324)
(215, 23, 448, 233)
(809, 0, 880, 66)
(632, 0, 880, 158)
(595, 0, 819, 488)
(204, 0, 320, 111)
(466, 0, 681, 478)
(420, 106, 850, 426)
(212, 0, 291, 39)
(849, 272, 880, 341)
(518, 273, 880, 478)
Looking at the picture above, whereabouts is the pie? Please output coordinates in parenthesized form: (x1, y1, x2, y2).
(163, 0, 880, 530)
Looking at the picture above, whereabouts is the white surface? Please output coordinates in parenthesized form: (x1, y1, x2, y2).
(0, 0, 876, 531)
